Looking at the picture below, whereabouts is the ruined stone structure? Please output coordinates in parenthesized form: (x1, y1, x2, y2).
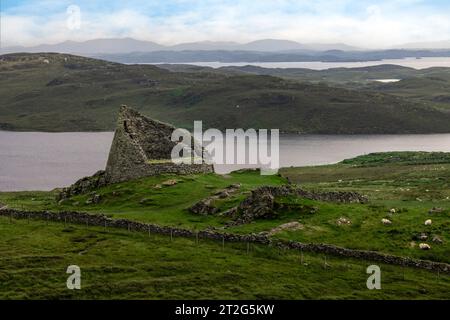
(104, 105, 213, 184)
(190, 184, 368, 224)
(58, 105, 213, 199)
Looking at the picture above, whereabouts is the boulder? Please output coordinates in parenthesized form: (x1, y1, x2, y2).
(189, 199, 218, 216)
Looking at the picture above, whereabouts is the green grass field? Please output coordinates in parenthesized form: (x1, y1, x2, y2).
(0, 152, 449, 299)
(0, 217, 448, 300)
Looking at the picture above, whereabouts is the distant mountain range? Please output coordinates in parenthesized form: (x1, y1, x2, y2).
(0, 38, 363, 54)
(3, 38, 450, 56)
(3, 38, 450, 63)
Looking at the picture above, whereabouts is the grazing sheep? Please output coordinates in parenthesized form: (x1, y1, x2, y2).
(381, 218, 392, 225)
(419, 233, 428, 241)
(337, 217, 351, 226)
(390, 208, 396, 214)
(424, 219, 432, 226)
(419, 243, 431, 250)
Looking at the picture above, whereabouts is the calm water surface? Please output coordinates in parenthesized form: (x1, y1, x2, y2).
(0, 131, 449, 191)
(159, 57, 450, 70)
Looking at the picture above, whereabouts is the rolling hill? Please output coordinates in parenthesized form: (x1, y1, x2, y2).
(162, 64, 450, 111)
(1, 52, 450, 133)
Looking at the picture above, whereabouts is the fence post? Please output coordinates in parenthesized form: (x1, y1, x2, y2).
(148, 226, 151, 238)
(196, 232, 199, 245)
(222, 236, 225, 250)
(170, 230, 173, 242)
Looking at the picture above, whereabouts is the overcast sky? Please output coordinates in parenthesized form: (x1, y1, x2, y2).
(1, 0, 450, 48)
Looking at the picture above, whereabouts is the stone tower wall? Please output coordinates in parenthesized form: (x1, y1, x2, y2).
(104, 105, 213, 184)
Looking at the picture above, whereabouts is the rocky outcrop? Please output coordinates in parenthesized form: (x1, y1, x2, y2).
(199, 185, 368, 225)
(190, 199, 219, 216)
(189, 184, 241, 215)
(57, 170, 106, 201)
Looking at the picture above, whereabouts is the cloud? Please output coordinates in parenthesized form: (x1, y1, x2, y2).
(1, 0, 450, 48)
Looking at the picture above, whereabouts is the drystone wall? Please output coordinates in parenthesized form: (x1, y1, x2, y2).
(1, 208, 448, 274)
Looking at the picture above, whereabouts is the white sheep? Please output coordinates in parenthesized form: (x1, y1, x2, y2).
(390, 208, 396, 214)
(381, 218, 392, 225)
(419, 243, 431, 250)
(424, 219, 432, 226)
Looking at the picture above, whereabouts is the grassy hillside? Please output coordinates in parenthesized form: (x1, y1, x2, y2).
(2, 217, 449, 299)
(1, 152, 449, 299)
(1, 152, 450, 299)
(1, 53, 450, 133)
(163, 64, 450, 112)
(1, 152, 449, 263)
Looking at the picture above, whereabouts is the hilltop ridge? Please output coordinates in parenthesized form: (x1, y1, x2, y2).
(1, 53, 450, 133)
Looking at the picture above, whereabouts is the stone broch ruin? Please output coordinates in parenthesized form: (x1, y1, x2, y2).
(105, 105, 212, 183)
(59, 105, 213, 198)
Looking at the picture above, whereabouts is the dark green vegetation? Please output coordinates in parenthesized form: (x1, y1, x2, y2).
(163, 64, 450, 112)
(1, 53, 450, 133)
(1, 217, 448, 299)
(341, 151, 450, 166)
